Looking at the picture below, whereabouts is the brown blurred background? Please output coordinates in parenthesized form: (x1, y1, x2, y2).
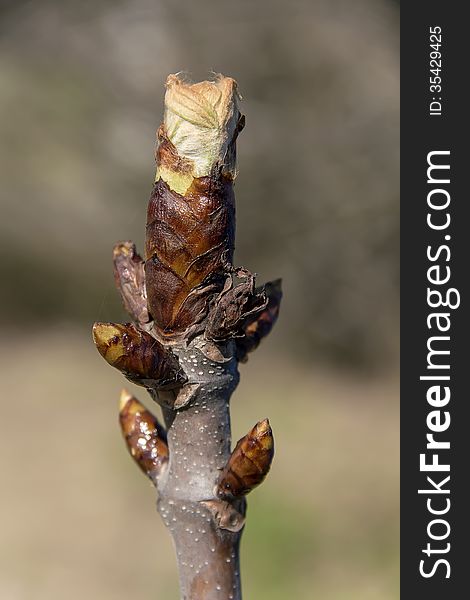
(0, 1, 399, 598)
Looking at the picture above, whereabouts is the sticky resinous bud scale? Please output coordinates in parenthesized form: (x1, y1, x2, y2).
(146, 74, 245, 341)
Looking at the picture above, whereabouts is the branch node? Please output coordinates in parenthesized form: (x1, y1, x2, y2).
(201, 499, 246, 533)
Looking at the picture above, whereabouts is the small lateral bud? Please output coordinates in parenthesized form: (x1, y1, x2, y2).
(113, 241, 149, 324)
(217, 419, 274, 499)
(92, 322, 186, 388)
(119, 389, 169, 483)
(236, 279, 282, 361)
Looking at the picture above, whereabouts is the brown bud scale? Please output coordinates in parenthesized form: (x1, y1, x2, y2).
(92, 322, 186, 387)
(236, 279, 282, 361)
(113, 241, 149, 324)
(145, 130, 236, 339)
(119, 390, 169, 483)
(205, 268, 268, 342)
(217, 419, 274, 499)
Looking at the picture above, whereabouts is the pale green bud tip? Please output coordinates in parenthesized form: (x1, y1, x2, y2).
(162, 73, 242, 179)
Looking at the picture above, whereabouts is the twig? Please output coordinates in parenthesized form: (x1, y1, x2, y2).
(93, 73, 282, 600)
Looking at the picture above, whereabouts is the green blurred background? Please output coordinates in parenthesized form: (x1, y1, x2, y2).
(0, 0, 399, 598)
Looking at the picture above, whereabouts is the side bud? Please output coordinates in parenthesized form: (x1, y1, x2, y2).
(236, 279, 282, 361)
(119, 389, 169, 484)
(217, 419, 274, 499)
(92, 322, 186, 388)
(113, 241, 149, 325)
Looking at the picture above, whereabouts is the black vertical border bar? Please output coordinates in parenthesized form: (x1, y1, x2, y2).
(401, 3, 468, 598)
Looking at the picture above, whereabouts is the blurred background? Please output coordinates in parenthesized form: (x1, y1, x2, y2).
(0, 0, 399, 598)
